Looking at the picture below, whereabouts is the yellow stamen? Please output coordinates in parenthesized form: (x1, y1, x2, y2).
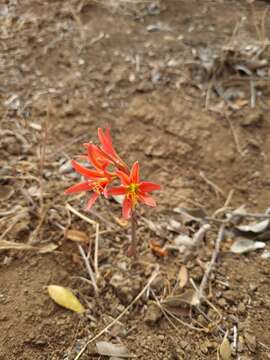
(127, 183, 139, 207)
(90, 178, 107, 194)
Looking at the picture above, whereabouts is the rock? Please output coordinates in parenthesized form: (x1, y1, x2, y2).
(109, 273, 141, 305)
(191, 266, 203, 281)
(151, 276, 165, 293)
(218, 298, 227, 308)
(136, 80, 154, 93)
(237, 302, 246, 314)
(145, 304, 162, 326)
(238, 336, 245, 352)
(223, 290, 237, 304)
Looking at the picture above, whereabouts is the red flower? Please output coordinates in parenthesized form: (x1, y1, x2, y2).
(83, 143, 112, 171)
(98, 128, 129, 174)
(107, 161, 161, 219)
(65, 160, 113, 210)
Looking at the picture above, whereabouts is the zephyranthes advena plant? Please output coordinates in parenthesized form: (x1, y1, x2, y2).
(65, 128, 161, 256)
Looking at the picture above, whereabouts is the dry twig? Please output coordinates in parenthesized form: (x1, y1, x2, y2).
(199, 171, 226, 199)
(77, 244, 98, 295)
(199, 223, 226, 301)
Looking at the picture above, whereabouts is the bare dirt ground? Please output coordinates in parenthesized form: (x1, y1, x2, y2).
(1, 1, 270, 359)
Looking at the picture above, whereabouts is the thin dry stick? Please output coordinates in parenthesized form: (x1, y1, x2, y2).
(0, 212, 28, 240)
(77, 244, 98, 296)
(190, 278, 222, 321)
(250, 1, 262, 44)
(69, 5, 85, 42)
(129, 211, 137, 257)
(94, 223, 99, 279)
(225, 115, 244, 157)
(177, 195, 205, 209)
(198, 223, 226, 301)
(250, 80, 256, 109)
(198, 187, 234, 301)
(39, 101, 50, 209)
(260, 7, 269, 50)
(199, 171, 226, 199)
(66, 203, 97, 226)
(74, 270, 159, 360)
(29, 204, 50, 244)
(224, 189, 234, 208)
(152, 290, 206, 333)
(230, 212, 270, 220)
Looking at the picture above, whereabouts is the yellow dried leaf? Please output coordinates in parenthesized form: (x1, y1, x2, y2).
(66, 229, 89, 243)
(47, 285, 85, 314)
(178, 265, 188, 288)
(219, 333, 231, 360)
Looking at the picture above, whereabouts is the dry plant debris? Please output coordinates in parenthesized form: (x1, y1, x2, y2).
(1, 1, 270, 359)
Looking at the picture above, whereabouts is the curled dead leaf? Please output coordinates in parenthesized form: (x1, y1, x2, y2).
(230, 238, 265, 254)
(236, 219, 269, 234)
(173, 207, 207, 224)
(47, 285, 85, 313)
(162, 289, 200, 308)
(149, 240, 168, 257)
(96, 341, 129, 357)
(66, 229, 89, 243)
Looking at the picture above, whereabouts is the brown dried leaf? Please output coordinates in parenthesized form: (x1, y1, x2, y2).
(173, 207, 207, 224)
(149, 240, 168, 257)
(66, 229, 89, 243)
(162, 289, 199, 308)
(178, 265, 189, 288)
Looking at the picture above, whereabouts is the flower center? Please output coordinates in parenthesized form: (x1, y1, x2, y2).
(90, 178, 107, 194)
(127, 183, 139, 206)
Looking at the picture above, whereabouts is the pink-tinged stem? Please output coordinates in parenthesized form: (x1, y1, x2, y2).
(128, 211, 137, 258)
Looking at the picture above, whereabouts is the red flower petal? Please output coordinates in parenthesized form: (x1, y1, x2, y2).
(130, 161, 140, 183)
(84, 144, 107, 170)
(98, 128, 117, 158)
(107, 186, 127, 196)
(71, 160, 102, 179)
(65, 182, 92, 194)
(138, 193, 156, 207)
(85, 192, 99, 210)
(122, 197, 132, 219)
(116, 170, 130, 186)
(139, 181, 161, 192)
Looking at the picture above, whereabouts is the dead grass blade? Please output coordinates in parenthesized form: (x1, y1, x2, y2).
(0, 240, 58, 253)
